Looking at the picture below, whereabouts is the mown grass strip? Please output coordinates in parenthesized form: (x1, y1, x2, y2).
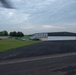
(0, 39, 42, 52)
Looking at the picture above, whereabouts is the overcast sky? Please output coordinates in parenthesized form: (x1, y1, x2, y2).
(0, 0, 76, 34)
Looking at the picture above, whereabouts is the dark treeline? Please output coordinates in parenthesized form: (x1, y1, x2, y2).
(0, 30, 24, 37)
(0, 30, 8, 36)
(10, 31, 24, 37)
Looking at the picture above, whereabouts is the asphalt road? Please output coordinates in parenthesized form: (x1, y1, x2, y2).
(0, 40, 76, 75)
(0, 40, 76, 60)
(0, 54, 76, 75)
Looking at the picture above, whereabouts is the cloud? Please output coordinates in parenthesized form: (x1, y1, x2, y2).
(8, 12, 14, 17)
(42, 25, 63, 29)
(25, 0, 76, 25)
(0, 0, 76, 34)
(0, 8, 30, 25)
(19, 24, 65, 34)
(22, 25, 34, 29)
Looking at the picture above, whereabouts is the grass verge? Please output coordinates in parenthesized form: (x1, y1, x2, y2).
(0, 38, 41, 52)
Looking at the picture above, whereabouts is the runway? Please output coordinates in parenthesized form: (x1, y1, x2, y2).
(0, 40, 76, 75)
(0, 40, 76, 60)
(0, 54, 76, 75)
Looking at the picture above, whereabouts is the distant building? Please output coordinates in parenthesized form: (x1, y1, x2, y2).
(0, 36, 9, 39)
(30, 33, 48, 41)
(31, 32, 76, 41)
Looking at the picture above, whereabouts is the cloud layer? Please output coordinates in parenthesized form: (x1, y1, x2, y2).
(0, 0, 76, 34)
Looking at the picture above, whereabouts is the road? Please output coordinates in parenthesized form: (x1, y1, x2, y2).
(0, 53, 76, 75)
(0, 40, 76, 60)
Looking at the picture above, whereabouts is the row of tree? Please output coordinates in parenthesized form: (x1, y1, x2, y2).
(0, 30, 24, 37)
(10, 31, 24, 37)
(0, 30, 8, 36)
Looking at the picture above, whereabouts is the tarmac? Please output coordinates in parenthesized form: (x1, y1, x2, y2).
(0, 40, 76, 60)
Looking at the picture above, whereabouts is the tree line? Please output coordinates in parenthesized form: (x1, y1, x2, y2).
(0, 30, 24, 37)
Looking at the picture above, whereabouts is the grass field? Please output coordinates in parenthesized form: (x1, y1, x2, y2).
(0, 38, 41, 52)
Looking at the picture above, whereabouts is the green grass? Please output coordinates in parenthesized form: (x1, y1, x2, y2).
(0, 38, 41, 52)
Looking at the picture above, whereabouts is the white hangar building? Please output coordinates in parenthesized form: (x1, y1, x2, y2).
(31, 32, 76, 41)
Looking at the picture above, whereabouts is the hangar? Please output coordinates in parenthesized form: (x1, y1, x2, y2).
(31, 32, 76, 41)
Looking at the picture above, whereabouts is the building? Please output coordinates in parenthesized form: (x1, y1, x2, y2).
(31, 32, 76, 41)
(0, 36, 9, 39)
(30, 33, 48, 41)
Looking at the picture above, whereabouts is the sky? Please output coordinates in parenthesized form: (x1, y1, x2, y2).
(0, 0, 76, 34)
